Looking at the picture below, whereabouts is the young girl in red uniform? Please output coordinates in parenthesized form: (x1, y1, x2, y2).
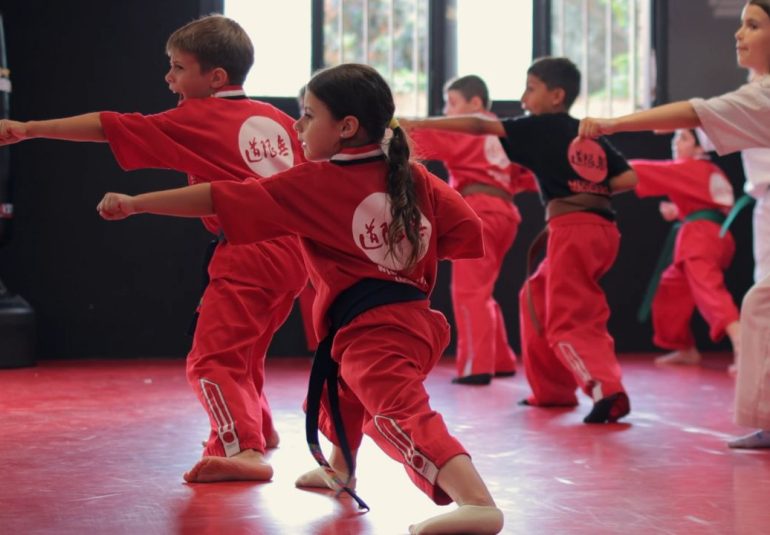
(409, 75, 538, 385)
(630, 129, 740, 366)
(96, 63, 503, 535)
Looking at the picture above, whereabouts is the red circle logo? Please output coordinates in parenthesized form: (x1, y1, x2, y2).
(568, 137, 608, 183)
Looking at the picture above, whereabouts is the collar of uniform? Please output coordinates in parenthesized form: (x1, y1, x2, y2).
(213, 86, 246, 98)
(330, 145, 385, 165)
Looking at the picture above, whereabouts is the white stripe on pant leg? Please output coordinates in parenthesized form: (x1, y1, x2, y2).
(556, 342, 603, 401)
(373, 415, 439, 485)
(200, 378, 241, 457)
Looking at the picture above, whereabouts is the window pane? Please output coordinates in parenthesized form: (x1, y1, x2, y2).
(224, 0, 312, 97)
(322, 0, 429, 117)
(552, 0, 652, 117)
(456, 1, 532, 102)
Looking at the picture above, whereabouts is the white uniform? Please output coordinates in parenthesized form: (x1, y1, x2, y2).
(692, 75, 770, 429)
(742, 148, 770, 282)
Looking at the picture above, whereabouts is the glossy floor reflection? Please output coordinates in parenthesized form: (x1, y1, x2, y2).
(1, 353, 769, 534)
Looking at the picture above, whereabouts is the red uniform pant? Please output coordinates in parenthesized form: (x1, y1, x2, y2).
(451, 194, 520, 377)
(652, 226, 738, 348)
(519, 212, 625, 405)
(189, 241, 306, 457)
(316, 301, 467, 505)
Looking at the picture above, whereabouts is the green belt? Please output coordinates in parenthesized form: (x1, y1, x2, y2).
(637, 209, 726, 323)
(719, 194, 755, 237)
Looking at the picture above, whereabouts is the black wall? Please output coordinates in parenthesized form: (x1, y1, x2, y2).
(0, 1, 754, 359)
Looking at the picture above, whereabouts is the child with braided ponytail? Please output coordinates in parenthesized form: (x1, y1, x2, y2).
(96, 62, 503, 534)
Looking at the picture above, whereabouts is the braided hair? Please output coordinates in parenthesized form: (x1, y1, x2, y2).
(307, 64, 423, 270)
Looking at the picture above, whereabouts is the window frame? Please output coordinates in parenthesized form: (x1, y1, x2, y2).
(217, 0, 665, 115)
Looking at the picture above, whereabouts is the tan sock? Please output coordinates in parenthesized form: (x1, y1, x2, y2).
(408, 505, 504, 534)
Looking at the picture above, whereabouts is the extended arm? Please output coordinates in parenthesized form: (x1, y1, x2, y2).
(579, 101, 700, 138)
(399, 115, 506, 137)
(608, 169, 638, 194)
(97, 183, 214, 220)
(0, 112, 106, 145)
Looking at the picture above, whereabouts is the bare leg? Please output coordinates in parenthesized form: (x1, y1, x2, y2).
(409, 455, 503, 535)
(265, 427, 280, 449)
(654, 346, 702, 366)
(201, 428, 279, 449)
(295, 445, 357, 491)
(183, 448, 273, 483)
(726, 320, 741, 376)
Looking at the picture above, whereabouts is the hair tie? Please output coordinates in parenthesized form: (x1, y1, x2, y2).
(389, 117, 400, 130)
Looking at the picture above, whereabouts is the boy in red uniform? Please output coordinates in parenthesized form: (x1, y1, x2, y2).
(630, 129, 741, 367)
(402, 57, 638, 423)
(96, 63, 504, 535)
(409, 75, 537, 385)
(0, 15, 306, 482)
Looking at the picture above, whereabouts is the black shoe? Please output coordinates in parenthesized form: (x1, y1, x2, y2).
(451, 373, 493, 385)
(583, 392, 630, 424)
(494, 370, 516, 378)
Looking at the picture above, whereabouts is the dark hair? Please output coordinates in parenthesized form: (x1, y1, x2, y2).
(296, 85, 306, 118)
(527, 56, 581, 110)
(166, 15, 254, 86)
(444, 75, 490, 110)
(307, 63, 422, 270)
(688, 129, 701, 147)
(749, 0, 770, 19)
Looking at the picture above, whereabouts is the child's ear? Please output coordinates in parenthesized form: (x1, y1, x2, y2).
(340, 115, 360, 139)
(210, 67, 229, 89)
(551, 87, 566, 107)
(470, 95, 485, 111)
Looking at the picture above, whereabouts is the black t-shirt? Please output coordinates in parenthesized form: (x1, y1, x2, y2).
(499, 113, 631, 204)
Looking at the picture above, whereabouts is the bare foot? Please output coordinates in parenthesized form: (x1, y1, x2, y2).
(183, 449, 273, 483)
(409, 505, 504, 534)
(728, 430, 770, 449)
(200, 429, 279, 450)
(654, 347, 701, 366)
(295, 466, 356, 491)
(265, 427, 280, 449)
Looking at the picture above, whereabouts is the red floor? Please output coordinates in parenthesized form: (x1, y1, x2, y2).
(1, 354, 768, 534)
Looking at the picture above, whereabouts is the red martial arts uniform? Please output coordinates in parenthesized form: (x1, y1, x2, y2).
(211, 145, 484, 504)
(631, 157, 739, 347)
(100, 87, 307, 456)
(499, 113, 631, 407)
(410, 114, 538, 379)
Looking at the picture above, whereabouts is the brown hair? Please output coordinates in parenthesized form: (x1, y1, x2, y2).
(307, 64, 423, 270)
(527, 56, 581, 110)
(444, 75, 490, 110)
(166, 15, 254, 86)
(749, 0, 770, 19)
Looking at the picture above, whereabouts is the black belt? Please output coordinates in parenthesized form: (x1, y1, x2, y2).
(306, 278, 427, 511)
(187, 233, 225, 336)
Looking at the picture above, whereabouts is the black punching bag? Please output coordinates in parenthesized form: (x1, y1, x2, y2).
(0, 11, 36, 368)
(0, 11, 10, 243)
